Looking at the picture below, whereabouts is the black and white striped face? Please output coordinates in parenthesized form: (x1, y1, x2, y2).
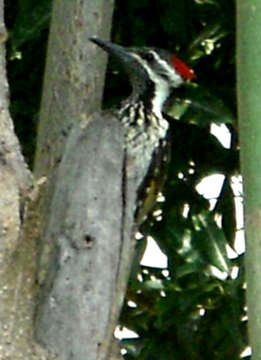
(127, 47, 195, 116)
(90, 38, 195, 116)
(130, 47, 195, 84)
(130, 48, 184, 89)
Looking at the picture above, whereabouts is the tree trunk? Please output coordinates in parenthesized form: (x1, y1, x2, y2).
(0, 1, 43, 358)
(34, 115, 127, 360)
(34, 0, 114, 215)
(32, 0, 137, 359)
(237, 1, 261, 359)
(0, 0, 134, 358)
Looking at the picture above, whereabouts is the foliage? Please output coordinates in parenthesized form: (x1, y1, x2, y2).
(112, 0, 247, 359)
(5, 0, 51, 166)
(6, 0, 247, 358)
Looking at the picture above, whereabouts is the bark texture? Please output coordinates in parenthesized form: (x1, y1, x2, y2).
(34, 0, 114, 213)
(0, 1, 45, 358)
(35, 108, 145, 359)
(35, 116, 131, 360)
(32, 0, 137, 359)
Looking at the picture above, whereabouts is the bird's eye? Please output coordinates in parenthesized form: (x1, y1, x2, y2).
(143, 52, 155, 62)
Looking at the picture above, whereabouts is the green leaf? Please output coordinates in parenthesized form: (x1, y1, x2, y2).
(215, 179, 237, 247)
(167, 84, 235, 125)
(192, 212, 231, 273)
(175, 262, 206, 279)
(143, 279, 164, 291)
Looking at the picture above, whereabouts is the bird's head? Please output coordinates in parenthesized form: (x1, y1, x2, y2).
(90, 38, 195, 113)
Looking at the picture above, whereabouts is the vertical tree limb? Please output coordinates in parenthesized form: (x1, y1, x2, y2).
(237, 1, 261, 358)
(35, 116, 128, 359)
(0, 1, 46, 358)
(34, 0, 114, 204)
(32, 1, 139, 359)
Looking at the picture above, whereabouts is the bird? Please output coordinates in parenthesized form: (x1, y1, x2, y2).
(90, 38, 195, 224)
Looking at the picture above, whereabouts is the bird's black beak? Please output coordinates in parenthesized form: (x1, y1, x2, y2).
(90, 38, 134, 66)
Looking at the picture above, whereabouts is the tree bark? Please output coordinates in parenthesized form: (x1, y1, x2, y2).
(0, 0, 136, 357)
(32, 0, 138, 359)
(35, 115, 128, 360)
(0, 1, 44, 358)
(237, 1, 261, 359)
(34, 0, 114, 217)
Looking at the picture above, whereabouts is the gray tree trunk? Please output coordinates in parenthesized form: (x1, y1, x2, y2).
(32, 0, 136, 359)
(0, 0, 133, 358)
(34, 0, 114, 216)
(0, 0, 39, 357)
(35, 115, 129, 360)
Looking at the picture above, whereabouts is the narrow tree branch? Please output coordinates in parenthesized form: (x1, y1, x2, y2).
(237, 1, 261, 358)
